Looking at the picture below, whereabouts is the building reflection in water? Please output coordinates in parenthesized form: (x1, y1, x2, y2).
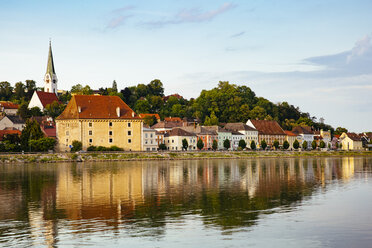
(0, 156, 369, 247)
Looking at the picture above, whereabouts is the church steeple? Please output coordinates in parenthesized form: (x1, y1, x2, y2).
(44, 40, 58, 94)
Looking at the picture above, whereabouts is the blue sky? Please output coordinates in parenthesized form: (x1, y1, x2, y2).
(1, 0, 372, 132)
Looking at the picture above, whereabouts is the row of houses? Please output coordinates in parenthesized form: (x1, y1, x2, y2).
(1, 96, 371, 152)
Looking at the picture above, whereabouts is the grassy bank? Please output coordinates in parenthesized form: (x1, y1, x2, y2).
(0, 150, 372, 164)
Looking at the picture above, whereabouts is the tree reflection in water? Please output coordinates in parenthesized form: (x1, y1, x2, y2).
(0, 157, 370, 247)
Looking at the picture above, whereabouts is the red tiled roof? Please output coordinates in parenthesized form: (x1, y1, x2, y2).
(42, 126, 56, 138)
(139, 113, 161, 120)
(249, 120, 286, 135)
(334, 135, 340, 139)
(167, 128, 194, 137)
(56, 95, 140, 120)
(151, 121, 183, 129)
(164, 117, 182, 122)
(36, 91, 60, 108)
(0, 130, 21, 141)
(284, 130, 297, 137)
(0, 101, 19, 109)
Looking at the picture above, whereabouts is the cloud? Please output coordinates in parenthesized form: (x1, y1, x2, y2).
(347, 35, 371, 63)
(230, 31, 245, 38)
(106, 6, 134, 29)
(145, 2, 236, 27)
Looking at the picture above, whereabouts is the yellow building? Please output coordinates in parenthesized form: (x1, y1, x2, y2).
(56, 95, 142, 151)
(284, 130, 298, 149)
(340, 132, 363, 151)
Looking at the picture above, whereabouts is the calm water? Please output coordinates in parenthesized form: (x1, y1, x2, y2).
(0, 157, 372, 248)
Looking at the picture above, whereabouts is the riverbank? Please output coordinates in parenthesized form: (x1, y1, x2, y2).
(1, 150, 372, 163)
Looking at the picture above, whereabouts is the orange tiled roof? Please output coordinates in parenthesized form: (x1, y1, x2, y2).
(36, 91, 60, 108)
(346, 133, 362, 141)
(292, 126, 314, 135)
(0, 101, 19, 109)
(284, 130, 297, 137)
(56, 95, 140, 120)
(249, 120, 286, 135)
(164, 117, 182, 122)
(139, 113, 161, 120)
(0, 130, 21, 141)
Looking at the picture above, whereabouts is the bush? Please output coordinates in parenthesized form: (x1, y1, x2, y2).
(212, 140, 218, 150)
(260, 140, 267, 150)
(250, 140, 256, 150)
(197, 138, 204, 150)
(87, 146, 97, 151)
(71, 140, 82, 152)
(159, 143, 167, 150)
(273, 140, 279, 150)
(29, 137, 56, 152)
(283, 140, 290, 150)
(302, 141, 308, 150)
(96, 146, 108, 151)
(320, 140, 326, 148)
(182, 138, 188, 151)
(311, 140, 317, 150)
(223, 139, 230, 150)
(238, 139, 246, 149)
(110, 146, 124, 151)
(293, 140, 299, 149)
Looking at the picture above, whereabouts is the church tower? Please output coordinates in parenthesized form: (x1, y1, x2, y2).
(44, 41, 58, 94)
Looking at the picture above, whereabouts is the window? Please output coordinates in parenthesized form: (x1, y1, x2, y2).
(145, 133, 148, 138)
(66, 131, 69, 136)
(109, 131, 113, 136)
(128, 139, 132, 143)
(109, 122, 113, 127)
(67, 123, 70, 127)
(150, 134, 153, 138)
(89, 139, 92, 143)
(128, 131, 131, 136)
(88, 122, 92, 127)
(172, 139, 174, 143)
(128, 122, 131, 128)
(89, 130, 92, 135)
(109, 138, 113, 143)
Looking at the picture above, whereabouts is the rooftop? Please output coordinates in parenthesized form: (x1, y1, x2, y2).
(35, 91, 60, 108)
(248, 120, 286, 135)
(224, 122, 257, 132)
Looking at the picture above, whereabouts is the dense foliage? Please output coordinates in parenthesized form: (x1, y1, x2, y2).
(197, 138, 204, 150)
(283, 140, 290, 150)
(238, 139, 246, 149)
(182, 138, 188, 150)
(293, 140, 300, 149)
(260, 140, 267, 150)
(250, 140, 256, 150)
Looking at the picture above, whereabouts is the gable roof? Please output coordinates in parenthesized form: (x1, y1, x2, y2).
(292, 126, 314, 135)
(346, 132, 362, 141)
(3, 115, 25, 124)
(224, 122, 257, 132)
(203, 126, 231, 133)
(151, 121, 183, 129)
(249, 120, 286, 135)
(35, 91, 60, 108)
(180, 126, 218, 135)
(0, 101, 19, 110)
(56, 95, 140, 120)
(167, 128, 195, 137)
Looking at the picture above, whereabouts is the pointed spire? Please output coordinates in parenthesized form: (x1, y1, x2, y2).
(46, 40, 56, 75)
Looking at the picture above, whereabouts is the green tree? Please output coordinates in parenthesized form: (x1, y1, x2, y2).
(148, 79, 164, 96)
(250, 140, 256, 150)
(14, 81, 26, 100)
(223, 139, 230, 150)
(302, 141, 308, 150)
(212, 140, 218, 150)
(143, 115, 157, 126)
(334, 127, 348, 136)
(71, 140, 82, 152)
(273, 140, 279, 150)
(44, 101, 65, 119)
(182, 138, 188, 151)
(71, 84, 92, 95)
(293, 140, 300, 149)
(260, 140, 267, 150)
(134, 99, 150, 113)
(159, 143, 167, 150)
(238, 139, 246, 149)
(30, 107, 43, 117)
(29, 137, 56, 152)
(25, 80, 37, 100)
(311, 140, 317, 150)
(204, 111, 219, 126)
(112, 80, 118, 93)
(283, 140, 290, 150)
(20, 119, 44, 150)
(17, 102, 31, 120)
(320, 140, 326, 148)
(0, 81, 13, 100)
(250, 106, 267, 120)
(197, 138, 204, 150)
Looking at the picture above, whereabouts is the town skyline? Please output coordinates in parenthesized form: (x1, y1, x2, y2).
(1, 0, 371, 132)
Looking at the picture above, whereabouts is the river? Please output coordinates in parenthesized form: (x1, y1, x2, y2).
(0, 157, 371, 247)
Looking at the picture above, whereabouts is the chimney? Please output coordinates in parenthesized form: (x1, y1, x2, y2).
(116, 107, 120, 117)
(132, 112, 135, 118)
(78, 106, 81, 113)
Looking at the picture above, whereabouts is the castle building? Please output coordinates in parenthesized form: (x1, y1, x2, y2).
(28, 41, 59, 111)
(55, 95, 143, 152)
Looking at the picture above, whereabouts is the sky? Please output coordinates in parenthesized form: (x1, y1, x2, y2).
(1, 0, 371, 132)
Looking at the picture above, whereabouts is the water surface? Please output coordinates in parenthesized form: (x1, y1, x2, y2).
(0, 157, 371, 247)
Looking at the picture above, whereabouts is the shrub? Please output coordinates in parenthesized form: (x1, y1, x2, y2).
(87, 146, 97, 151)
(311, 140, 317, 150)
(159, 143, 167, 150)
(302, 141, 308, 150)
(273, 140, 279, 150)
(250, 140, 256, 150)
(320, 140, 326, 148)
(182, 138, 188, 151)
(110, 146, 124, 151)
(197, 138, 204, 150)
(223, 139, 230, 150)
(212, 140, 218, 150)
(283, 140, 290, 150)
(71, 140, 82, 152)
(238, 139, 246, 150)
(293, 140, 300, 149)
(260, 140, 267, 150)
